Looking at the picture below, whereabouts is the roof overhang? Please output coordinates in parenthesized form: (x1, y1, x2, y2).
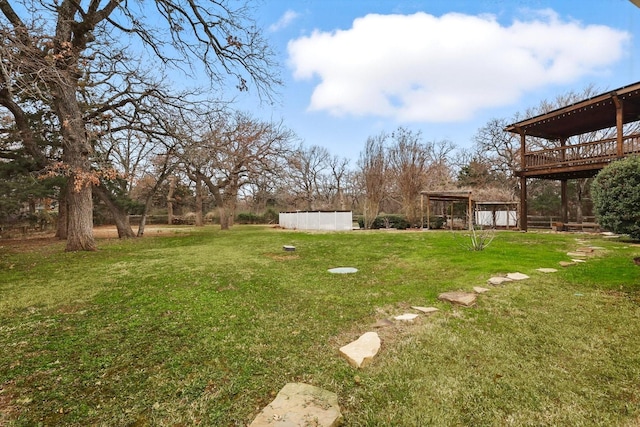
(505, 81, 640, 140)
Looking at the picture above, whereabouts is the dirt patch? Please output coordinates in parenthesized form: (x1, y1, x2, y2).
(1, 225, 192, 252)
(0, 382, 20, 425)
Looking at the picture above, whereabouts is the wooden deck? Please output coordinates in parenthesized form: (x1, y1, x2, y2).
(517, 133, 640, 179)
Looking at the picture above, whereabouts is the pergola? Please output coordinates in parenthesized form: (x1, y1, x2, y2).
(420, 190, 474, 230)
(505, 81, 640, 231)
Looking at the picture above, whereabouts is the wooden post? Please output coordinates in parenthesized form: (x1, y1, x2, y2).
(450, 202, 454, 230)
(426, 194, 431, 230)
(520, 177, 528, 231)
(561, 179, 568, 224)
(517, 127, 528, 231)
(468, 193, 473, 230)
(613, 94, 624, 157)
(421, 194, 424, 230)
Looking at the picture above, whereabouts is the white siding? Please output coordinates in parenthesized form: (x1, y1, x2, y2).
(279, 211, 353, 231)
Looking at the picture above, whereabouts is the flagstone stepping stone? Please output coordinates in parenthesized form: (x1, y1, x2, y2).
(372, 318, 394, 328)
(473, 286, 490, 294)
(328, 267, 358, 274)
(506, 272, 530, 281)
(537, 268, 558, 273)
(438, 291, 477, 307)
(567, 252, 587, 257)
(559, 261, 577, 267)
(589, 246, 605, 250)
(571, 259, 586, 263)
(576, 247, 594, 253)
(339, 332, 381, 368)
(394, 313, 419, 322)
(283, 245, 296, 252)
(411, 306, 439, 314)
(487, 276, 512, 285)
(249, 383, 342, 427)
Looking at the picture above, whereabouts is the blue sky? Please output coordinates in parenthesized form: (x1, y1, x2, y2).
(236, 0, 640, 163)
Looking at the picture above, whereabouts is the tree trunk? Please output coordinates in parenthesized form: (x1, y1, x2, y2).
(52, 69, 96, 251)
(195, 178, 203, 226)
(56, 185, 68, 239)
(93, 185, 136, 238)
(137, 195, 154, 237)
(219, 206, 230, 230)
(65, 180, 96, 251)
(167, 176, 176, 225)
(58, 118, 96, 251)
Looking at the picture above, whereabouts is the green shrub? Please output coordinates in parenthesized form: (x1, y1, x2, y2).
(263, 208, 279, 224)
(236, 212, 262, 224)
(592, 155, 640, 240)
(356, 214, 444, 229)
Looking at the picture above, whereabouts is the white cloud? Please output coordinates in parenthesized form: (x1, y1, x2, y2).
(287, 10, 630, 122)
(269, 10, 300, 32)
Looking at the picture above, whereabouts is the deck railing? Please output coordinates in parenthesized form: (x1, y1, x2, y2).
(524, 133, 640, 170)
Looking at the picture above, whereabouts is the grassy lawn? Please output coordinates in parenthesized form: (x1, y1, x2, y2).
(1, 226, 639, 426)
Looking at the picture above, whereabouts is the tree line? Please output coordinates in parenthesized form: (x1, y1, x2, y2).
(2, 1, 632, 250)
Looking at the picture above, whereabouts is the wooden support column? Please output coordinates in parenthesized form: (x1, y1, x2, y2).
(468, 195, 473, 230)
(450, 202, 454, 230)
(420, 194, 424, 230)
(613, 94, 624, 157)
(520, 177, 527, 231)
(426, 195, 431, 230)
(516, 127, 528, 231)
(561, 179, 568, 224)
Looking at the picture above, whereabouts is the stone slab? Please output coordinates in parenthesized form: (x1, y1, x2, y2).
(473, 286, 490, 294)
(411, 306, 439, 314)
(576, 247, 594, 253)
(372, 318, 394, 328)
(559, 261, 577, 267)
(283, 245, 296, 251)
(249, 383, 342, 427)
(506, 272, 530, 281)
(339, 332, 381, 368)
(438, 291, 477, 307)
(487, 276, 512, 285)
(567, 252, 587, 258)
(394, 313, 419, 321)
(571, 259, 586, 263)
(328, 267, 358, 274)
(536, 268, 558, 273)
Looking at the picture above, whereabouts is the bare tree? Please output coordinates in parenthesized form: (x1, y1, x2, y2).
(0, 0, 280, 250)
(286, 144, 330, 211)
(182, 112, 294, 230)
(357, 133, 388, 229)
(327, 155, 350, 210)
(387, 127, 430, 226)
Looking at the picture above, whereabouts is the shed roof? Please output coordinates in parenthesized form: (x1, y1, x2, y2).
(420, 190, 473, 202)
(505, 81, 640, 140)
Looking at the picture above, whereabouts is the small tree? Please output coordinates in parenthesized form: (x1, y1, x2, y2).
(591, 156, 640, 240)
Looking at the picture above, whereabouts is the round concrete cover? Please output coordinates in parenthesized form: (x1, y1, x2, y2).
(328, 267, 358, 274)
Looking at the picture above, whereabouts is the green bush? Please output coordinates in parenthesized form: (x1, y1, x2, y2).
(425, 215, 445, 229)
(263, 208, 279, 224)
(592, 156, 640, 240)
(235, 212, 261, 224)
(356, 214, 444, 230)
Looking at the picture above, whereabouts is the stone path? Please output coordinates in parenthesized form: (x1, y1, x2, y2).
(249, 383, 342, 427)
(252, 240, 610, 424)
(339, 331, 381, 368)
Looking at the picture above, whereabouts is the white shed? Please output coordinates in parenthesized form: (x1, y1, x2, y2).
(278, 211, 353, 231)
